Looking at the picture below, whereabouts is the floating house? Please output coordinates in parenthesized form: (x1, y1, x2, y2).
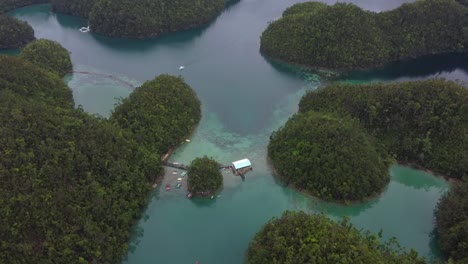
(231, 158, 252, 176)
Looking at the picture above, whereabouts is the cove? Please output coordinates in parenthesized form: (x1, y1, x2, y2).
(6, 1, 467, 263)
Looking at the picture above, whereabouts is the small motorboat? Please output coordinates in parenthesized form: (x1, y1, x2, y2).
(179, 66, 185, 71)
(186, 193, 193, 198)
(176, 183, 182, 188)
(79, 26, 90, 33)
(165, 184, 171, 191)
(177, 178, 182, 182)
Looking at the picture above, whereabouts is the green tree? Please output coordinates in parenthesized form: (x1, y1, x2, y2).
(0, 90, 161, 264)
(111, 74, 201, 155)
(268, 111, 391, 201)
(187, 156, 223, 196)
(261, 0, 467, 71)
(299, 79, 468, 179)
(20, 39, 73, 77)
(0, 15, 34, 49)
(51, 0, 97, 18)
(435, 179, 468, 263)
(246, 211, 425, 264)
(0, 55, 72, 107)
(88, 0, 226, 38)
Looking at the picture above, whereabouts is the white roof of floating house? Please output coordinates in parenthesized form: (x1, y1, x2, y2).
(232, 158, 251, 170)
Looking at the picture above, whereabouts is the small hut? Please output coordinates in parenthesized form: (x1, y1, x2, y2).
(231, 158, 252, 176)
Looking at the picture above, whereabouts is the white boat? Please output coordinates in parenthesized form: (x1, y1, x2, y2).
(179, 66, 185, 70)
(79, 26, 90, 33)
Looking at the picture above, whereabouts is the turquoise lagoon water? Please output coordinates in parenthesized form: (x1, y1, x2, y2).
(7, 1, 468, 263)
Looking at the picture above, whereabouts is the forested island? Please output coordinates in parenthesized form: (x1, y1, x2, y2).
(299, 79, 467, 179)
(0, 47, 202, 262)
(260, 0, 468, 71)
(0, 15, 34, 49)
(268, 111, 391, 202)
(246, 211, 424, 264)
(187, 156, 223, 197)
(269, 79, 466, 202)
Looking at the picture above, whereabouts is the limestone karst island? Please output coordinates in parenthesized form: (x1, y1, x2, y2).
(1, 0, 467, 263)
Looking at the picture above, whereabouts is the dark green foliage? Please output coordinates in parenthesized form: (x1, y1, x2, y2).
(187, 156, 223, 196)
(88, 0, 225, 38)
(435, 180, 468, 263)
(246, 211, 425, 264)
(0, 0, 49, 13)
(51, 0, 97, 18)
(268, 111, 391, 201)
(282, 1, 327, 17)
(299, 79, 468, 179)
(0, 15, 34, 49)
(261, 0, 467, 71)
(0, 90, 161, 264)
(20, 39, 72, 77)
(0, 55, 72, 107)
(111, 74, 201, 155)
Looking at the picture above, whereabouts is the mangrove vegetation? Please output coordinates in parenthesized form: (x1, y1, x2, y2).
(268, 111, 391, 202)
(246, 211, 424, 264)
(19, 39, 72, 77)
(0, 15, 34, 49)
(260, 0, 468, 71)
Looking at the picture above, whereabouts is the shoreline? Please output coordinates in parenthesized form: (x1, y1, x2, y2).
(266, 156, 455, 207)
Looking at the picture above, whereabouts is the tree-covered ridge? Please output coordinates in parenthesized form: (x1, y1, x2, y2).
(435, 179, 468, 263)
(261, 0, 467, 71)
(0, 0, 48, 13)
(20, 39, 72, 77)
(88, 0, 226, 38)
(51, 0, 97, 18)
(0, 55, 72, 107)
(187, 156, 223, 197)
(246, 211, 425, 264)
(299, 79, 468, 179)
(0, 15, 35, 49)
(0, 90, 161, 264)
(111, 74, 201, 155)
(268, 111, 391, 202)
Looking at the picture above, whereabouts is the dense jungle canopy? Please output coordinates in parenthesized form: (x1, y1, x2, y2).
(435, 179, 468, 263)
(0, 15, 35, 49)
(299, 79, 468, 179)
(0, 51, 202, 263)
(187, 156, 223, 197)
(260, 0, 468, 70)
(0, 55, 72, 107)
(111, 74, 201, 155)
(246, 211, 424, 264)
(19, 39, 72, 77)
(88, 0, 226, 38)
(268, 111, 391, 201)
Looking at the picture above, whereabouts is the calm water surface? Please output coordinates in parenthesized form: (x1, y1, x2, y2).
(8, 1, 468, 263)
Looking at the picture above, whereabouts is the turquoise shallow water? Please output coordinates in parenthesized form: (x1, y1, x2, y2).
(6, 1, 468, 263)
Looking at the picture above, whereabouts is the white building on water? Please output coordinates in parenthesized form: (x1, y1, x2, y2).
(231, 158, 252, 176)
